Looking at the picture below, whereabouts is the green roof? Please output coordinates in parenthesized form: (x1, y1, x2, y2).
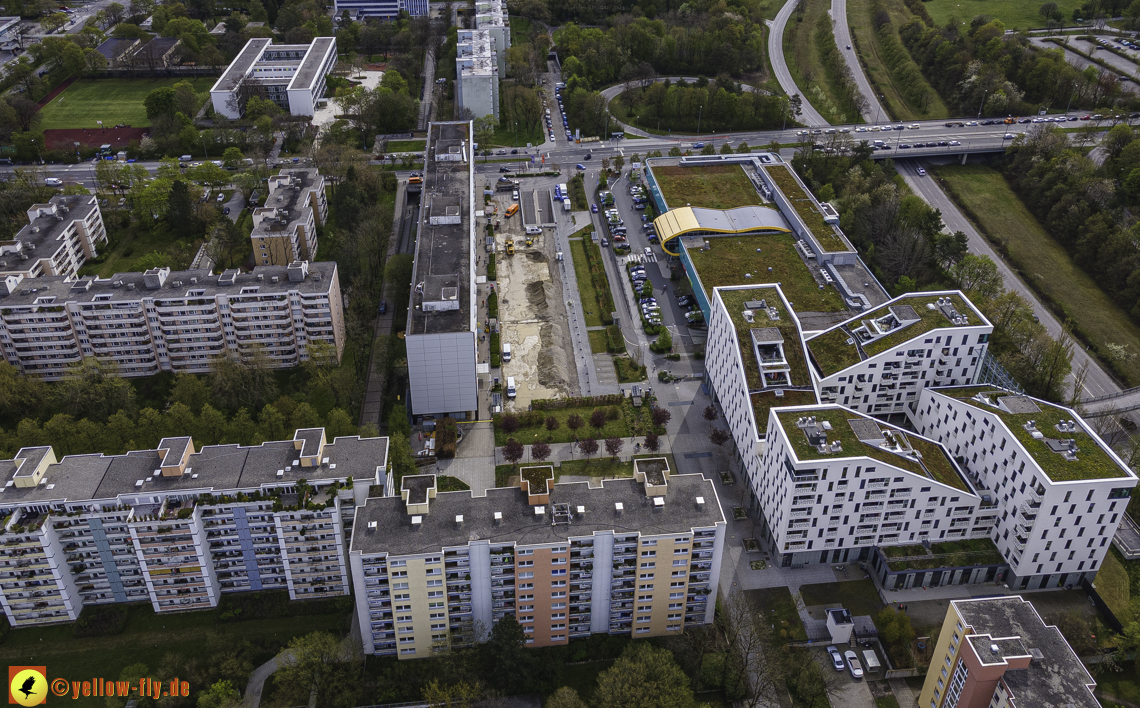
(806, 293, 981, 377)
(880, 538, 1004, 571)
(775, 408, 970, 492)
(762, 165, 851, 253)
(652, 164, 763, 210)
(685, 234, 847, 313)
(940, 387, 1132, 483)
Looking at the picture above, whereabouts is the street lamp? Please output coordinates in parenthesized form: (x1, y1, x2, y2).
(977, 90, 987, 120)
(697, 105, 703, 135)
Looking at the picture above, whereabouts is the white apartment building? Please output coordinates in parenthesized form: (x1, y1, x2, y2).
(0, 261, 345, 379)
(252, 168, 328, 266)
(210, 37, 337, 119)
(910, 386, 1137, 590)
(349, 465, 725, 658)
(405, 122, 479, 419)
(0, 428, 387, 627)
(333, 0, 427, 19)
(0, 195, 107, 280)
(456, 30, 500, 121)
(804, 292, 993, 417)
(474, 0, 510, 76)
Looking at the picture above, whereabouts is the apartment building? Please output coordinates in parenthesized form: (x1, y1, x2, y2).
(456, 30, 500, 121)
(0, 427, 387, 627)
(210, 37, 337, 119)
(405, 122, 479, 419)
(333, 0, 426, 20)
(252, 168, 328, 266)
(349, 463, 726, 658)
(0, 261, 344, 379)
(805, 293, 993, 417)
(920, 596, 1099, 708)
(0, 195, 107, 280)
(473, 0, 510, 77)
(910, 386, 1137, 590)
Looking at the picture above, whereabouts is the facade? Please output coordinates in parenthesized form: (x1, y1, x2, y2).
(0, 427, 388, 627)
(405, 122, 478, 419)
(0, 261, 345, 379)
(210, 37, 337, 119)
(252, 168, 328, 266)
(920, 596, 1100, 708)
(805, 292, 993, 417)
(349, 465, 726, 658)
(910, 386, 1137, 590)
(333, 0, 427, 20)
(456, 30, 500, 121)
(0, 195, 108, 281)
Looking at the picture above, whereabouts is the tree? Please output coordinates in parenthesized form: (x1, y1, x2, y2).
(545, 415, 560, 432)
(144, 86, 177, 118)
(545, 687, 588, 708)
(165, 180, 201, 239)
(484, 615, 536, 693)
(531, 440, 552, 462)
(651, 406, 671, 428)
(719, 589, 786, 707)
(106, 2, 126, 24)
(589, 408, 608, 432)
(567, 414, 583, 433)
(272, 632, 359, 708)
(605, 436, 624, 460)
(577, 436, 598, 459)
(703, 405, 718, 422)
(473, 115, 497, 151)
(196, 680, 242, 708)
(422, 680, 480, 708)
(222, 147, 243, 169)
(644, 432, 660, 452)
(501, 413, 520, 433)
(593, 642, 697, 708)
(709, 428, 730, 447)
(503, 438, 524, 464)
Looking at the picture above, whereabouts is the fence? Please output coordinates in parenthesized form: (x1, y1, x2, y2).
(1083, 577, 1125, 633)
(885, 668, 922, 679)
(92, 67, 223, 79)
(976, 350, 1024, 393)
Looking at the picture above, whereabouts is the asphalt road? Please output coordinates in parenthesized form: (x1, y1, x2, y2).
(767, 0, 829, 127)
(831, 0, 886, 123)
(897, 159, 1118, 400)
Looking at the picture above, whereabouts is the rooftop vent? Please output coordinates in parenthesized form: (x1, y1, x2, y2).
(411, 515, 422, 528)
(576, 505, 586, 517)
(653, 497, 665, 508)
(534, 506, 545, 516)
(134, 480, 144, 487)
(455, 514, 464, 527)
(615, 502, 624, 515)
(367, 521, 377, 529)
(742, 310, 754, 323)
(493, 511, 502, 524)
(276, 470, 284, 477)
(990, 644, 1000, 654)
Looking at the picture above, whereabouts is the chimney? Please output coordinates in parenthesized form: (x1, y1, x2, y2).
(576, 505, 585, 519)
(653, 497, 665, 510)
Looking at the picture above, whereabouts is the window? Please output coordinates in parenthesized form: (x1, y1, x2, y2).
(519, 572, 534, 579)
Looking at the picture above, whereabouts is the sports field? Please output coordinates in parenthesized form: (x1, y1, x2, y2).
(37, 77, 217, 130)
(924, 0, 1080, 29)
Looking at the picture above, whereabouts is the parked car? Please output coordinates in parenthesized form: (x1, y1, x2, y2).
(844, 651, 863, 680)
(591, 203, 598, 213)
(827, 647, 844, 671)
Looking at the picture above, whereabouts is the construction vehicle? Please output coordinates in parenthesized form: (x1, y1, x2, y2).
(506, 239, 515, 255)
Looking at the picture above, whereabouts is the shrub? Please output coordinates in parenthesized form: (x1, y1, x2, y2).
(490, 332, 501, 367)
(487, 253, 497, 280)
(650, 329, 673, 354)
(436, 417, 458, 459)
(73, 604, 130, 637)
(488, 291, 499, 319)
(501, 413, 520, 433)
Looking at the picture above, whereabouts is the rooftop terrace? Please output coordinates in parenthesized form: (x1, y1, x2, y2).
(939, 387, 1133, 483)
(879, 538, 1004, 571)
(775, 407, 971, 492)
(806, 293, 982, 377)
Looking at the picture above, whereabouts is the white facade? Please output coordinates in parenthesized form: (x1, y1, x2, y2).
(0, 195, 108, 280)
(910, 387, 1137, 590)
(0, 262, 344, 379)
(333, 0, 427, 19)
(806, 292, 993, 417)
(210, 37, 337, 119)
(456, 30, 500, 121)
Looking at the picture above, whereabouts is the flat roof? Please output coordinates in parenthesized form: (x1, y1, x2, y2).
(774, 405, 973, 493)
(3, 195, 99, 269)
(211, 37, 270, 93)
(252, 168, 323, 238)
(953, 596, 1099, 708)
(806, 292, 986, 377)
(934, 386, 1134, 483)
(0, 262, 337, 308)
(761, 164, 853, 254)
(407, 122, 474, 336)
(351, 474, 724, 556)
(288, 36, 336, 91)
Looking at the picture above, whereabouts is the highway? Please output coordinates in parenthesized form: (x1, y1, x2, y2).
(830, 0, 886, 123)
(767, 0, 829, 126)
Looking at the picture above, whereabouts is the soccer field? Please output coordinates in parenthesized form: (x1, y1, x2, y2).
(37, 77, 217, 130)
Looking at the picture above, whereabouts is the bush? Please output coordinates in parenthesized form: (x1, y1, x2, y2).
(490, 332, 501, 368)
(488, 291, 499, 319)
(650, 329, 673, 354)
(604, 324, 625, 353)
(436, 417, 458, 459)
(487, 253, 497, 280)
(73, 604, 130, 637)
(215, 590, 352, 622)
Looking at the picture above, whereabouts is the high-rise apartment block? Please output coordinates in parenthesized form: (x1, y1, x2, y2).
(349, 463, 726, 658)
(920, 596, 1100, 708)
(456, 0, 508, 120)
(0, 427, 387, 627)
(405, 122, 479, 419)
(211, 38, 337, 119)
(252, 168, 328, 266)
(0, 195, 108, 280)
(0, 261, 345, 379)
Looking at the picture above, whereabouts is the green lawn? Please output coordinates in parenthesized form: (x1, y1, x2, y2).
(934, 164, 1140, 388)
(0, 602, 349, 685)
(80, 222, 203, 278)
(384, 139, 426, 152)
(653, 164, 761, 210)
(925, 0, 1080, 29)
(799, 579, 884, 618)
(746, 586, 807, 641)
(495, 404, 630, 446)
(876, 697, 902, 708)
(1095, 661, 1140, 706)
(588, 329, 609, 353)
(848, 0, 949, 121)
(38, 78, 217, 130)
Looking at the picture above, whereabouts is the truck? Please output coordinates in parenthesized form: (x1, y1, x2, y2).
(505, 239, 515, 255)
(563, 197, 572, 211)
(496, 180, 518, 192)
(557, 183, 568, 199)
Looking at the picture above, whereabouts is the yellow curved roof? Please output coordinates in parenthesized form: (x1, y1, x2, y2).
(654, 206, 792, 256)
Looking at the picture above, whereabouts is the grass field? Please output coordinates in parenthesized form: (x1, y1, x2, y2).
(588, 329, 609, 353)
(924, 0, 1080, 28)
(848, 0, 950, 121)
(80, 222, 203, 278)
(494, 404, 630, 446)
(384, 139, 426, 152)
(38, 78, 217, 130)
(653, 164, 761, 210)
(568, 238, 604, 328)
(799, 578, 884, 618)
(1098, 548, 1133, 622)
(746, 586, 807, 641)
(0, 602, 349, 684)
(784, 0, 861, 124)
(934, 164, 1140, 388)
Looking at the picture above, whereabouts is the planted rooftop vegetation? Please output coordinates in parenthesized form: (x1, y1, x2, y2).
(685, 235, 846, 313)
(775, 409, 968, 492)
(947, 388, 1130, 483)
(719, 288, 811, 394)
(763, 165, 850, 253)
(653, 164, 762, 210)
(880, 538, 1004, 571)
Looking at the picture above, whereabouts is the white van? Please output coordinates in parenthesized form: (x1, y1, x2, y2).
(44, 178, 62, 187)
(506, 377, 517, 398)
(525, 226, 541, 235)
(502, 342, 512, 362)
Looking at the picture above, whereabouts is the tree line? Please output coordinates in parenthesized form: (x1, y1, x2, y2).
(610, 77, 791, 133)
